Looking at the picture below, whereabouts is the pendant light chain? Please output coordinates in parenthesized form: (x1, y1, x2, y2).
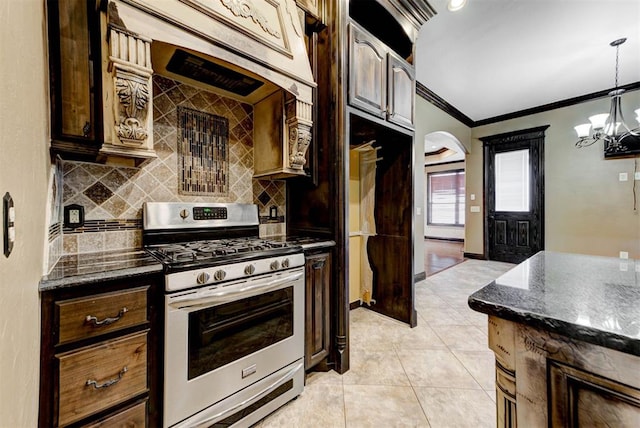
(614, 42, 619, 89)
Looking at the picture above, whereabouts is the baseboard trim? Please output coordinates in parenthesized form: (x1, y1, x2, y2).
(349, 301, 361, 310)
(425, 236, 464, 242)
(414, 272, 426, 282)
(463, 252, 486, 260)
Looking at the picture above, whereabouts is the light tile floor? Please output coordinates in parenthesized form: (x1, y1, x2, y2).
(256, 259, 514, 428)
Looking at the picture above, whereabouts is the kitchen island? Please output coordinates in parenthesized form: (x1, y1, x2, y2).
(468, 251, 640, 427)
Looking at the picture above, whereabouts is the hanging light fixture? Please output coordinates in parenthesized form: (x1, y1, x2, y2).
(448, 0, 467, 12)
(574, 38, 640, 153)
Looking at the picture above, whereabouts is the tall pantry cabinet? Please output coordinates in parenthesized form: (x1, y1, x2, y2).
(287, 0, 434, 374)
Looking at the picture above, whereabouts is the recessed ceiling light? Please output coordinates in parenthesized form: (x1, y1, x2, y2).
(432, 145, 438, 148)
(448, 0, 467, 12)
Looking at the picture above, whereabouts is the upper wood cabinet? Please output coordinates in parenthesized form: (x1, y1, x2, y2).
(348, 23, 387, 120)
(47, 0, 102, 158)
(47, 0, 157, 166)
(348, 22, 414, 129)
(387, 51, 415, 129)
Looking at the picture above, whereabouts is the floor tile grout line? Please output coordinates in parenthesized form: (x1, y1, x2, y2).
(392, 344, 433, 427)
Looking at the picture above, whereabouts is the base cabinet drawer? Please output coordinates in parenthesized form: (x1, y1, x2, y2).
(56, 331, 148, 426)
(56, 286, 149, 345)
(83, 400, 147, 428)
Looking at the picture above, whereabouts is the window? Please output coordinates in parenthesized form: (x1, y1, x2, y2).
(427, 170, 465, 226)
(494, 149, 530, 212)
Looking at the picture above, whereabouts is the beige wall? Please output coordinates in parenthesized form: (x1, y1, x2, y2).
(414, 97, 471, 273)
(0, 0, 50, 425)
(465, 90, 640, 258)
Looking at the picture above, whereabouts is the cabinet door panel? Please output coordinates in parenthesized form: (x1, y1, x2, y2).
(549, 360, 640, 427)
(304, 252, 331, 369)
(57, 0, 93, 138)
(348, 23, 387, 118)
(387, 52, 414, 129)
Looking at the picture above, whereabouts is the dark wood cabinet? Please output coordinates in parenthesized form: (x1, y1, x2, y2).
(348, 23, 388, 120)
(304, 251, 332, 370)
(47, 0, 103, 160)
(39, 275, 162, 427)
(387, 51, 415, 129)
(287, 0, 433, 374)
(348, 22, 415, 129)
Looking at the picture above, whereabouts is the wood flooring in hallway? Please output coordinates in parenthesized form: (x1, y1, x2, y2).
(424, 238, 465, 277)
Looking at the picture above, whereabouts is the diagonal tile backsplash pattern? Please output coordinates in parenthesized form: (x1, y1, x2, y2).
(59, 75, 286, 256)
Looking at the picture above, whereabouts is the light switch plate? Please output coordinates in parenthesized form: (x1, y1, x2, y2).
(470, 206, 481, 213)
(619, 172, 628, 182)
(635, 172, 640, 180)
(3, 192, 14, 257)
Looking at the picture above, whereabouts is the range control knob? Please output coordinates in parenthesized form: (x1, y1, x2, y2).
(281, 258, 290, 269)
(213, 270, 226, 281)
(179, 209, 190, 219)
(244, 264, 256, 275)
(196, 272, 210, 285)
(270, 260, 280, 271)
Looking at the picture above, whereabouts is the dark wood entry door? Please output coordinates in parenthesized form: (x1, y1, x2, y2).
(482, 126, 548, 263)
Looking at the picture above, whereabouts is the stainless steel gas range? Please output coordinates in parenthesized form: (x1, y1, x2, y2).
(143, 202, 305, 428)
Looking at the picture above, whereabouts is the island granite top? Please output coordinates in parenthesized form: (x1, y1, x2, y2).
(468, 251, 640, 356)
(40, 249, 163, 291)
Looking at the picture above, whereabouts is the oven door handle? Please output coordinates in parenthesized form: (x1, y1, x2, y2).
(169, 271, 303, 309)
(176, 361, 303, 428)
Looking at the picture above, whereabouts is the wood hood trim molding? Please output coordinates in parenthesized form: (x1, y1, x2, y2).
(105, 0, 316, 174)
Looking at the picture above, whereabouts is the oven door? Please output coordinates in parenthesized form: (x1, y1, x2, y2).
(164, 268, 305, 428)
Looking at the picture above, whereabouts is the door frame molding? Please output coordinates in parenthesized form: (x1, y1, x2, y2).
(481, 125, 549, 262)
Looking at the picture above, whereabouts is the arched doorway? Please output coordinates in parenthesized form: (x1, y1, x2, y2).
(423, 131, 468, 275)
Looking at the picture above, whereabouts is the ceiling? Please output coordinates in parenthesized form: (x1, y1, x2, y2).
(415, 0, 640, 123)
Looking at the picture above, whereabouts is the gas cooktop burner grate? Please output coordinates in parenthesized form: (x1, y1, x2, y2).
(145, 237, 297, 265)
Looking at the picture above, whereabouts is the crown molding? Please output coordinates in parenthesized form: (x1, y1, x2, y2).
(415, 81, 474, 127)
(416, 81, 640, 128)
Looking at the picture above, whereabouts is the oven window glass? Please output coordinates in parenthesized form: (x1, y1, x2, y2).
(188, 286, 294, 379)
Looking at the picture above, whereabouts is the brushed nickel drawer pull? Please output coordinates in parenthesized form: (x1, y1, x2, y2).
(86, 366, 128, 389)
(85, 307, 128, 327)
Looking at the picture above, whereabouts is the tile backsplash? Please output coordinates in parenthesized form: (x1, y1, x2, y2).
(55, 75, 286, 259)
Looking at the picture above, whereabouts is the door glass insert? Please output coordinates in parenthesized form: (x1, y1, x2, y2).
(495, 149, 530, 212)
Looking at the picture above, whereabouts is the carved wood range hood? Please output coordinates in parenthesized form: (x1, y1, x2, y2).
(103, 0, 315, 177)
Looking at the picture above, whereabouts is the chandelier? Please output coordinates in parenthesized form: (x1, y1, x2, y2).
(574, 38, 640, 153)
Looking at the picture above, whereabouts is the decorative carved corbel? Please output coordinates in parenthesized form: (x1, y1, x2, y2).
(286, 97, 313, 170)
(114, 69, 150, 144)
(100, 20, 156, 164)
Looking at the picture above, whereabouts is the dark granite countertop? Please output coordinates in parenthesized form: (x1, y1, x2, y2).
(270, 235, 337, 251)
(286, 236, 336, 251)
(468, 251, 640, 357)
(40, 249, 163, 291)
